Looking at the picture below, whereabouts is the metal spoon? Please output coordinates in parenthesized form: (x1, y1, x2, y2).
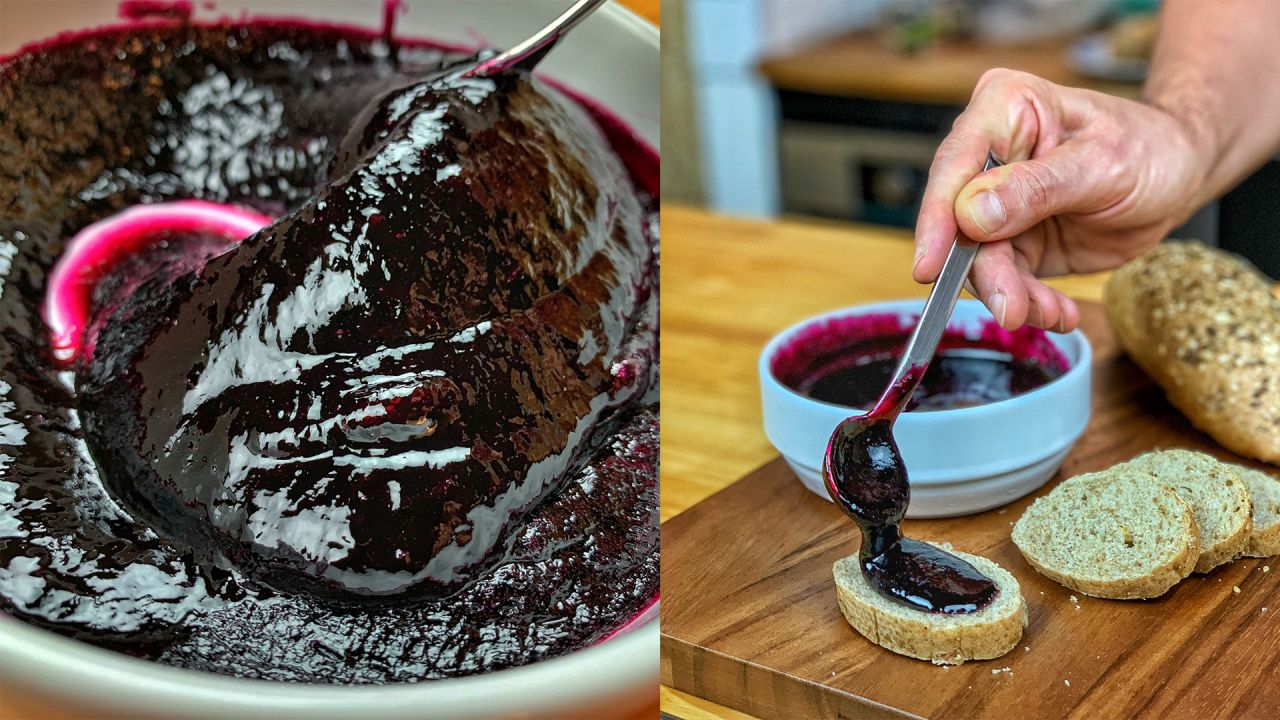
(824, 151, 1002, 522)
(331, 0, 608, 177)
(464, 0, 609, 78)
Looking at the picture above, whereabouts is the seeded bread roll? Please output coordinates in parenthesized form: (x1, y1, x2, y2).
(833, 545, 1026, 665)
(1121, 450, 1252, 572)
(1013, 470, 1199, 599)
(1233, 464, 1280, 558)
(1104, 242, 1280, 464)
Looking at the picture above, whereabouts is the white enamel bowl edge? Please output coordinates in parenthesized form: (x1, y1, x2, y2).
(0, 2, 658, 718)
(760, 299, 1092, 518)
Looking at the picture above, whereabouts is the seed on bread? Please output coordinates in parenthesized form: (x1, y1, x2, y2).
(832, 544, 1026, 664)
(1121, 450, 1252, 572)
(1104, 242, 1280, 463)
(1012, 470, 1198, 599)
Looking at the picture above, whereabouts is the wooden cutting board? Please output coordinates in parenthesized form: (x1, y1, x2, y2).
(661, 302, 1280, 720)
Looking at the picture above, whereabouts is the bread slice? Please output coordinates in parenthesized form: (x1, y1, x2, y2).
(1233, 464, 1280, 558)
(1122, 450, 1252, 572)
(1104, 241, 1280, 463)
(1012, 470, 1198, 599)
(832, 544, 1026, 665)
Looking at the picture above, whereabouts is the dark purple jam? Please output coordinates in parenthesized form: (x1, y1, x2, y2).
(825, 401, 999, 615)
(801, 351, 1059, 410)
(775, 312, 1068, 411)
(814, 312, 1065, 614)
(0, 17, 657, 683)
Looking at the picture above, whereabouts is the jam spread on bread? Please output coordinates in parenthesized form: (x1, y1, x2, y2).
(825, 395, 999, 614)
(0, 17, 657, 681)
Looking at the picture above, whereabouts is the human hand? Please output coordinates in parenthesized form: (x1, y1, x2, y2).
(913, 69, 1207, 331)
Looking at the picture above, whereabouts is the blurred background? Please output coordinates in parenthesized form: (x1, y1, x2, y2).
(662, 0, 1280, 277)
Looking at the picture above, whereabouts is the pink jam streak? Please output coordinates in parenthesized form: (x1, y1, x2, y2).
(43, 200, 271, 362)
(118, 0, 194, 22)
(771, 312, 1070, 387)
(598, 596, 659, 643)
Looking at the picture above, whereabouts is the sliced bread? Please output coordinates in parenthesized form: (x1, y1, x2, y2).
(833, 544, 1026, 664)
(1233, 464, 1280, 558)
(1122, 450, 1252, 572)
(1012, 470, 1198, 599)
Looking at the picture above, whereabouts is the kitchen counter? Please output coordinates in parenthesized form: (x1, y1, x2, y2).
(659, 206, 1108, 719)
(758, 31, 1138, 105)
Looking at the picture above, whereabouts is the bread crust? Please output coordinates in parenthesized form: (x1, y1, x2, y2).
(1235, 464, 1280, 558)
(1012, 472, 1200, 599)
(1122, 450, 1252, 573)
(832, 548, 1026, 665)
(1016, 529, 1198, 600)
(1104, 242, 1280, 464)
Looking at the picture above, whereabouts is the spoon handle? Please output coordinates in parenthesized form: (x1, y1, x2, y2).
(874, 151, 1002, 417)
(466, 0, 609, 78)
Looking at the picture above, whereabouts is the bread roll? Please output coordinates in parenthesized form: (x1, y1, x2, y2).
(1104, 241, 1280, 464)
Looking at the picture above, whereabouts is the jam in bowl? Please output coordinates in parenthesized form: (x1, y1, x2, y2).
(760, 299, 1092, 518)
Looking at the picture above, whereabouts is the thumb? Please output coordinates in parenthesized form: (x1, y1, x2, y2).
(954, 145, 1096, 242)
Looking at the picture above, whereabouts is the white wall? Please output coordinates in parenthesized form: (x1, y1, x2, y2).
(686, 0, 883, 217)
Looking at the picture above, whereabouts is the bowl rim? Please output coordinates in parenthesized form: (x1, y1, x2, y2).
(0, 610, 657, 717)
(758, 298, 1093, 483)
(0, 2, 659, 717)
(760, 298, 1092, 421)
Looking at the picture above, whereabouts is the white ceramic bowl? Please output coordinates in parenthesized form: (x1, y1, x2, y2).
(760, 299, 1091, 518)
(0, 2, 657, 719)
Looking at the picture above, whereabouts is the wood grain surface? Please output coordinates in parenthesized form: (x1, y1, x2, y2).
(0, 3, 659, 720)
(663, 301, 1280, 720)
(757, 32, 1138, 104)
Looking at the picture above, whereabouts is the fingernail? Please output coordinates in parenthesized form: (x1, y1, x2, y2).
(989, 292, 1007, 327)
(969, 191, 1006, 234)
(912, 246, 926, 272)
(1058, 315, 1068, 333)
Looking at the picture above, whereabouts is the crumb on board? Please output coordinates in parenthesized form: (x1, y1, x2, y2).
(1265, 566, 1271, 573)
(991, 667, 1012, 676)
(1064, 679, 1071, 687)
(1234, 586, 1241, 594)
(1264, 607, 1269, 614)
(1069, 595, 1080, 610)
(1024, 646, 1030, 652)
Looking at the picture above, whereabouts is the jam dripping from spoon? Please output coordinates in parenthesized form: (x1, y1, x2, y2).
(822, 154, 1004, 615)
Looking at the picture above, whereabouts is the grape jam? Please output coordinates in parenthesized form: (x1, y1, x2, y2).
(806, 313, 1067, 613)
(0, 17, 657, 682)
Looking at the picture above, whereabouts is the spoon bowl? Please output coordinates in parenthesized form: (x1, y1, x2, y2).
(823, 414, 909, 528)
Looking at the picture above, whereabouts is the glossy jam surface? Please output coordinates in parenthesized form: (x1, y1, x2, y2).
(0, 20, 657, 682)
(813, 312, 1069, 614)
(824, 401, 999, 615)
(801, 352, 1060, 410)
(774, 313, 1068, 411)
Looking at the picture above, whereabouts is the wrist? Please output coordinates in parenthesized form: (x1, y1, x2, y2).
(1142, 72, 1225, 211)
